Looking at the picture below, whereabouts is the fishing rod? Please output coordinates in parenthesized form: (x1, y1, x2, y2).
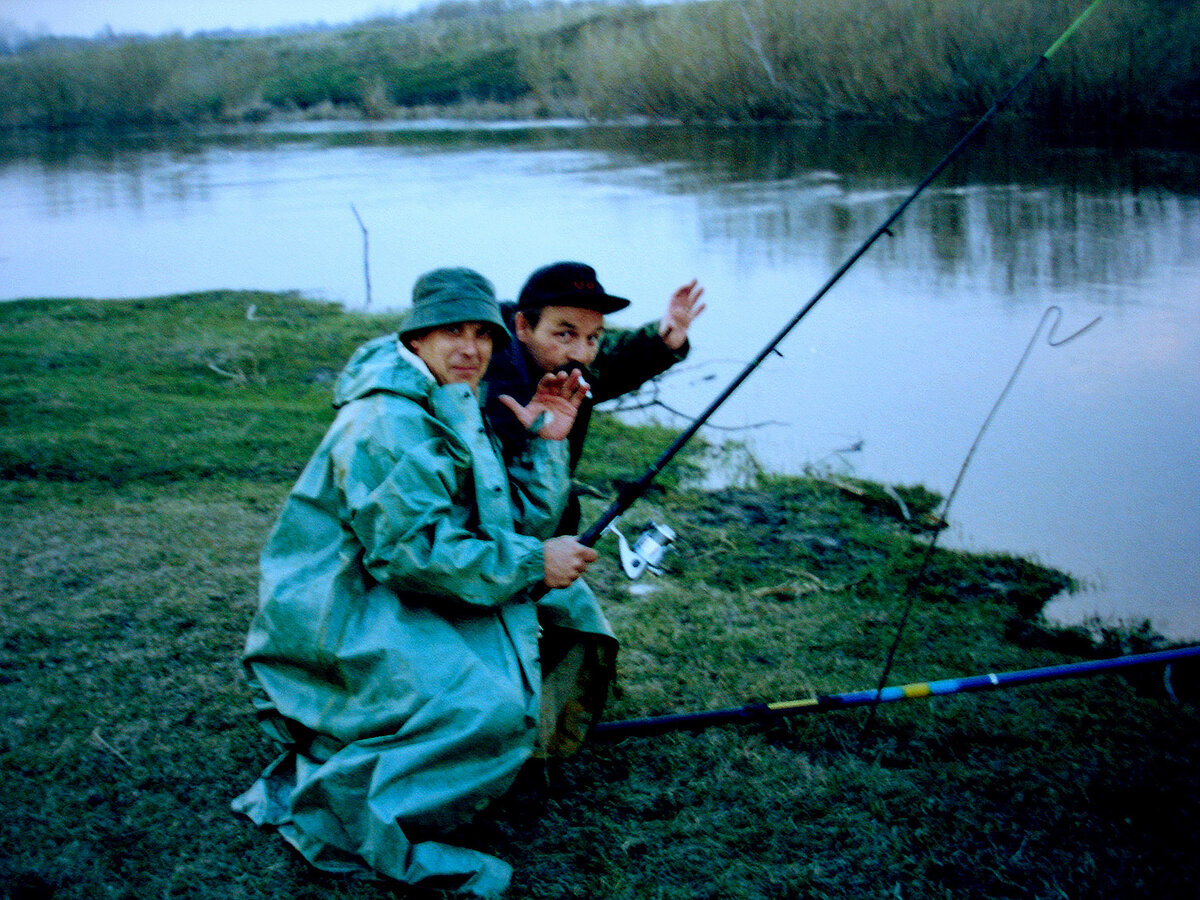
(592, 644, 1200, 740)
(575, 0, 1107, 548)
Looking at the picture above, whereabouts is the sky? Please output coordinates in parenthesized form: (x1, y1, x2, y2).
(0, 0, 434, 38)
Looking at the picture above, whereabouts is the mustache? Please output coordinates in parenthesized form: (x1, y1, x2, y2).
(552, 361, 594, 381)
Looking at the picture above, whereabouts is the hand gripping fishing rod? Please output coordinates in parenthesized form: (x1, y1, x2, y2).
(573, 0, 1106, 550)
(593, 644, 1200, 739)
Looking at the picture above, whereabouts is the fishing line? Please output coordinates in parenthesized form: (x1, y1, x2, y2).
(857, 306, 1102, 744)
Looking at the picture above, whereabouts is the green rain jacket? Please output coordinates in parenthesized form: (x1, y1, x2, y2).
(232, 334, 616, 897)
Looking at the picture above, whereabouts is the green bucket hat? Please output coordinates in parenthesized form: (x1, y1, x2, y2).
(398, 267, 511, 347)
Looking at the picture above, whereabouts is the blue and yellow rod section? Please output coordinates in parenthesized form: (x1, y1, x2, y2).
(594, 645, 1200, 740)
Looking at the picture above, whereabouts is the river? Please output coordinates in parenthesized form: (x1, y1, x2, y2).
(2, 119, 1198, 640)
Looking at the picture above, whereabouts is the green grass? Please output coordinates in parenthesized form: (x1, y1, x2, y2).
(0, 291, 403, 484)
(2, 292, 1198, 899)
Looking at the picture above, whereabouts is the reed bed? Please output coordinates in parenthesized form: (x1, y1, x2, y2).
(0, 0, 1195, 131)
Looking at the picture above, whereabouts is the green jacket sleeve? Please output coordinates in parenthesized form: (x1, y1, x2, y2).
(332, 393, 547, 610)
(590, 320, 689, 403)
(507, 433, 572, 539)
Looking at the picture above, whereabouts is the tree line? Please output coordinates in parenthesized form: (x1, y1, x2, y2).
(1, 0, 1195, 132)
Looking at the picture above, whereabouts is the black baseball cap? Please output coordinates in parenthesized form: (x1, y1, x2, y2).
(516, 261, 631, 314)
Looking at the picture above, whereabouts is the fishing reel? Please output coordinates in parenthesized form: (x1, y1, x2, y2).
(605, 521, 677, 580)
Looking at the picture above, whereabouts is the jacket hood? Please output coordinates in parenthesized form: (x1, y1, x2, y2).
(333, 334, 432, 409)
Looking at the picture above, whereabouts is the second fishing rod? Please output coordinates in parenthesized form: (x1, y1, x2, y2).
(564, 0, 1106, 552)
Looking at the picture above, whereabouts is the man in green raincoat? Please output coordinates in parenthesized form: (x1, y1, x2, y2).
(233, 267, 616, 897)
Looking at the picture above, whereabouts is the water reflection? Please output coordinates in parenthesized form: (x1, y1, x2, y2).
(1, 120, 1198, 639)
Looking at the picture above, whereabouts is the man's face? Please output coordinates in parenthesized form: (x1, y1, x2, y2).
(408, 322, 494, 388)
(515, 306, 605, 373)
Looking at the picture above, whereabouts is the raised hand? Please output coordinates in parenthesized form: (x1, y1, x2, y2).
(658, 279, 706, 350)
(499, 368, 590, 441)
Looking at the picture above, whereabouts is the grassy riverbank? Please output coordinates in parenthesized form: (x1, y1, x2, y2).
(2, 291, 1198, 899)
(1, 0, 1197, 132)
